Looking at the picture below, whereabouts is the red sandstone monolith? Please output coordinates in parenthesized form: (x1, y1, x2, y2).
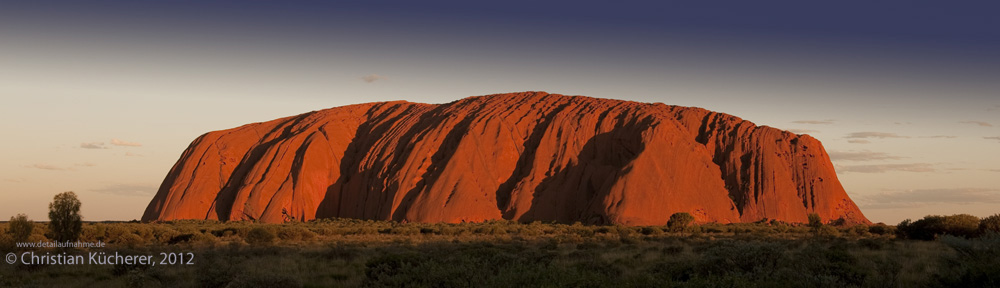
(142, 92, 869, 225)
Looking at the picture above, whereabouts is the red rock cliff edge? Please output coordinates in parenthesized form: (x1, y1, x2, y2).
(142, 92, 869, 225)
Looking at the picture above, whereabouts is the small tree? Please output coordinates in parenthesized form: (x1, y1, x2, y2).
(807, 213, 823, 229)
(9, 214, 34, 242)
(49, 191, 83, 242)
(667, 212, 695, 232)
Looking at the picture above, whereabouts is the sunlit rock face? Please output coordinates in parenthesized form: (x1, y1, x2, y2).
(142, 92, 869, 225)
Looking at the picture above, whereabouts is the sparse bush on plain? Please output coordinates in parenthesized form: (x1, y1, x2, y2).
(115, 233, 145, 248)
(897, 214, 980, 240)
(667, 212, 695, 232)
(979, 214, 1000, 235)
(868, 223, 893, 235)
(807, 213, 823, 229)
(389, 226, 421, 236)
(276, 226, 317, 242)
(246, 226, 276, 245)
(639, 226, 662, 236)
(846, 224, 870, 237)
(8, 214, 34, 243)
(48, 191, 83, 242)
(2, 215, 994, 287)
(816, 225, 842, 238)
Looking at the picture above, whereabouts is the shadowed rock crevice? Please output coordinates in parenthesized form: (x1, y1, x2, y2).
(520, 124, 647, 224)
(315, 102, 425, 219)
(211, 115, 309, 221)
(495, 100, 573, 218)
(390, 107, 479, 221)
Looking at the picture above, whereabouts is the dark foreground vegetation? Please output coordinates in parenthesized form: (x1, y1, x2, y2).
(1, 214, 998, 288)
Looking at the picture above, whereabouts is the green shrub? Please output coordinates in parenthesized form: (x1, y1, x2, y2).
(167, 233, 196, 245)
(697, 240, 784, 277)
(790, 242, 867, 286)
(131, 225, 155, 243)
(517, 226, 544, 236)
(566, 224, 593, 237)
(937, 234, 1000, 286)
(807, 213, 823, 229)
(389, 226, 420, 236)
(979, 214, 1000, 235)
(846, 224, 869, 237)
(115, 233, 145, 248)
(617, 227, 640, 244)
(361, 245, 578, 287)
(246, 227, 276, 245)
(857, 238, 890, 250)
(193, 232, 218, 245)
(8, 214, 34, 243)
(196, 254, 239, 288)
(48, 191, 83, 242)
(0, 233, 11, 250)
(770, 220, 790, 233)
(868, 223, 893, 235)
(896, 219, 912, 239)
(640, 226, 662, 236)
(593, 226, 612, 234)
(277, 226, 316, 242)
(898, 214, 980, 240)
(816, 225, 841, 238)
(152, 226, 180, 243)
(667, 212, 695, 232)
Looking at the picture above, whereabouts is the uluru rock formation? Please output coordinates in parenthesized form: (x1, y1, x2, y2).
(142, 92, 869, 225)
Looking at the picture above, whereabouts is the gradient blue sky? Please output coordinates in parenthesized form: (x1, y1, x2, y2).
(1, 1, 998, 223)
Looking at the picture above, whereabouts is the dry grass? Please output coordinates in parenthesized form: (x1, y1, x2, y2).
(0, 219, 994, 287)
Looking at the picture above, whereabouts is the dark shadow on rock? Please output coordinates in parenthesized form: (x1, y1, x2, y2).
(517, 116, 652, 225)
(212, 113, 315, 221)
(315, 102, 428, 220)
(495, 101, 573, 218)
(389, 99, 503, 221)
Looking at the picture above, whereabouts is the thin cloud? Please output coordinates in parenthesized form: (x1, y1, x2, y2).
(828, 151, 904, 162)
(959, 121, 993, 127)
(4, 178, 26, 183)
(361, 74, 385, 83)
(847, 139, 870, 144)
(858, 188, 1000, 209)
(837, 163, 935, 173)
(26, 164, 73, 171)
(111, 138, 142, 147)
(80, 142, 108, 149)
(919, 135, 957, 139)
(787, 129, 819, 134)
(125, 152, 143, 157)
(90, 184, 158, 197)
(985, 136, 1000, 142)
(845, 132, 909, 139)
(75, 162, 97, 167)
(792, 120, 835, 125)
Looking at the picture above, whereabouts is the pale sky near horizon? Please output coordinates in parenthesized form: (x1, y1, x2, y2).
(1, 1, 998, 224)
